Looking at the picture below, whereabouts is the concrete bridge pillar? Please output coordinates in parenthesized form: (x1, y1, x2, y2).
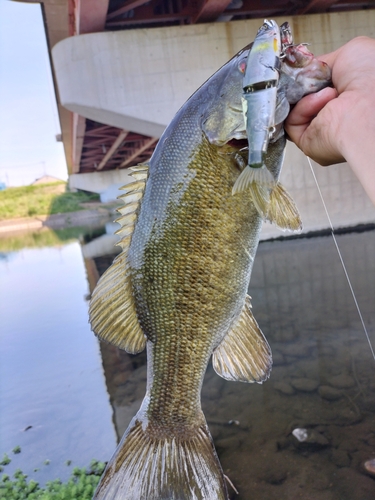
(53, 12, 375, 237)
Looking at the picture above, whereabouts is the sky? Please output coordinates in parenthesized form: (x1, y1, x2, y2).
(0, 0, 68, 186)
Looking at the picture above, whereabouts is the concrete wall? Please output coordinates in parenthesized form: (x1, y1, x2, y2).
(69, 168, 132, 202)
(260, 147, 374, 240)
(54, 11, 375, 236)
(52, 11, 375, 138)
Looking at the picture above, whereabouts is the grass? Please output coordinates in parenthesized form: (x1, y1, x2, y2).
(0, 182, 100, 220)
(0, 226, 106, 253)
(0, 460, 105, 500)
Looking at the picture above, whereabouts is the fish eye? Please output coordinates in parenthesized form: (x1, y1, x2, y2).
(238, 61, 246, 73)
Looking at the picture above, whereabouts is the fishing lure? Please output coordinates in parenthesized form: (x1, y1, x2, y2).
(232, 20, 281, 201)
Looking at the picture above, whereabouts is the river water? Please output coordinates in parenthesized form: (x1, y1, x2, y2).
(0, 224, 374, 498)
(0, 226, 117, 484)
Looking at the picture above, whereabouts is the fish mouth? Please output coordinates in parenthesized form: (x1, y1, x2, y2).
(227, 138, 248, 150)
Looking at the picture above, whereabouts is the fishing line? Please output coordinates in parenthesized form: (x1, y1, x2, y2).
(306, 156, 375, 362)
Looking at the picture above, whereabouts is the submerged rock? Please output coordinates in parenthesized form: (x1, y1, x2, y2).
(329, 374, 356, 389)
(279, 343, 312, 357)
(335, 408, 363, 426)
(290, 377, 319, 392)
(261, 467, 288, 485)
(214, 435, 243, 454)
(338, 439, 358, 453)
(335, 467, 375, 499)
(274, 381, 295, 395)
(291, 427, 330, 449)
(319, 385, 343, 401)
(331, 448, 351, 467)
(292, 428, 308, 441)
(271, 350, 286, 366)
(276, 437, 291, 451)
(363, 458, 375, 477)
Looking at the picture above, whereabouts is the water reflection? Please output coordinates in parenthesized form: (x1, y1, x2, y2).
(1, 224, 374, 498)
(92, 229, 375, 500)
(217, 230, 375, 500)
(0, 227, 117, 485)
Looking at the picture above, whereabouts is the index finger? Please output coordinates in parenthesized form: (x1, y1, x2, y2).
(316, 47, 341, 68)
(288, 87, 337, 125)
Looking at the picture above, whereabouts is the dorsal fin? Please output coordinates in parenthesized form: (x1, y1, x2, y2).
(212, 295, 272, 383)
(89, 164, 149, 354)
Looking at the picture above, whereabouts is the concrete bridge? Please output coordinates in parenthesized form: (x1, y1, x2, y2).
(17, 1, 375, 237)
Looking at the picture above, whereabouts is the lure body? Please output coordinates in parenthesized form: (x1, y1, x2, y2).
(243, 19, 281, 170)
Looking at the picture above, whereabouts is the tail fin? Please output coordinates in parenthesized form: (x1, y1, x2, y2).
(232, 164, 275, 194)
(93, 415, 228, 500)
(232, 164, 275, 218)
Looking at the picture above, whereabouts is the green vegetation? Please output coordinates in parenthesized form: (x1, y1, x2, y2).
(0, 460, 105, 500)
(0, 182, 100, 220)
(0, 226, 107, 253)
(0, 227, 78, 252)
(0, 455, 10, 467)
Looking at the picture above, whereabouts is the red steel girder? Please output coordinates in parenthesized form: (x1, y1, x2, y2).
(297, 0, 339, 14)
(106, 0, 193, 27)
(192, 0, 234, 23)
(79, 120, 157, 173)
(107, 0, 151, 20)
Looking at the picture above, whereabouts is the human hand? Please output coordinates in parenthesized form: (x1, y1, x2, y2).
(285, 36, 375, 203)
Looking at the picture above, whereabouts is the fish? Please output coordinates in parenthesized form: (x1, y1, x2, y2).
(89, 20, 331, 500)
(232, 20, 332, 219)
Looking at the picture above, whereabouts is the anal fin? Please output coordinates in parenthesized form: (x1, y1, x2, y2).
(213, 295, 272, 383)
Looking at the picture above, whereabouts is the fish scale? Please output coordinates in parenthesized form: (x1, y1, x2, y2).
(132, 138, 259, 434)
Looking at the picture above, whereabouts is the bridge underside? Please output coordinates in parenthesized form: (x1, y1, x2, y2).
(79, 121, 157, 174)
(33, 0, 375, 177)
(18, 0, 375, 235)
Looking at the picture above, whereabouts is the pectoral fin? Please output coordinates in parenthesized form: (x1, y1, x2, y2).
(89, 165, 149, 354)
(212, 296, 272, 383)
(267, 183, 302, 232)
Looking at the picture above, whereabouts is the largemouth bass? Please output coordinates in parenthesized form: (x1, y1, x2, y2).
(89, 20, 331, 500)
